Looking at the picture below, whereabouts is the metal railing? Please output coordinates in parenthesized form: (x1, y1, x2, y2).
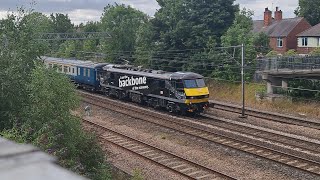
(257, 56, 320, 72)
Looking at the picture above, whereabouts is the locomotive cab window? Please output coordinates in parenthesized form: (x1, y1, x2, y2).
(176, 80, 184, 90)
(184, 79, 205, 88)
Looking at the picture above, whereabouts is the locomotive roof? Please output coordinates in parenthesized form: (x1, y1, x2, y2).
(42, 56, 108, 68)
(42, 56, 204, 80)
(103, 65, 203, 80)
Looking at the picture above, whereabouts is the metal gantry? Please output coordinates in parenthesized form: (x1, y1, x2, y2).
(35, 32, 111, 40)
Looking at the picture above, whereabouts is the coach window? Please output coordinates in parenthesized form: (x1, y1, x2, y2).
(83, 68, 86, 76)
(87, 69, 90, 77)
(59, 65, 63, 72)
(72, 68, 75, 74)
(64, 66, 68, 73)
(78, 68, 80, 75)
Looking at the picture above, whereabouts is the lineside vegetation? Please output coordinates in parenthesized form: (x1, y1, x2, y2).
(0, 9, 111, 180)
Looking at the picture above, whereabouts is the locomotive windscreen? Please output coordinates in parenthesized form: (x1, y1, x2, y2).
(183, 79, 206, 88)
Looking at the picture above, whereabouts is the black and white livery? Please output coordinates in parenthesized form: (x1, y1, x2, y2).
(43, 56, 210, 114)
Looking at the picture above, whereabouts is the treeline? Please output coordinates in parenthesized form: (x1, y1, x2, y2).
(0, 9, 111, 180)
(27, 1, 270, 82)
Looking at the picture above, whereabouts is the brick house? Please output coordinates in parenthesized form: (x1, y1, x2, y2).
(253, 7, 311, 54)
(296, 23, 320, 54)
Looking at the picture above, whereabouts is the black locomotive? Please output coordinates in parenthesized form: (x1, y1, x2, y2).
(44, 57, 210, 114)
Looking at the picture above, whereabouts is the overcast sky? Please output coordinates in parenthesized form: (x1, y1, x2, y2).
(0, 0, 299, 25)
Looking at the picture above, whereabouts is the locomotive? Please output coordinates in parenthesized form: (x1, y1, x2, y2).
(43, 56, 210, 114)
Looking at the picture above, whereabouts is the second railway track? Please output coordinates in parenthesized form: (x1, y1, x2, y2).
(79, 90, 320, 178)
(83, 117, 235, 180)
(209, 100, 320, 130)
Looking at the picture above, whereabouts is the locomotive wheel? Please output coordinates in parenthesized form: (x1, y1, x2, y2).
(167, 103, 174, 113)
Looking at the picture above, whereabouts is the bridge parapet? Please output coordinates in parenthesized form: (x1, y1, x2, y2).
(257, 56, 320, 101)
(257, 56, 320, 73)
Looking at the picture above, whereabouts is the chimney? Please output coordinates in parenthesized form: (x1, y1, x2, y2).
(264, 8, 272, 26)
(275, 7, 283, 21)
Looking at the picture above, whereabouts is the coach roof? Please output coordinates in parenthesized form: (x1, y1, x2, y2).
(42, 56, 109, 68)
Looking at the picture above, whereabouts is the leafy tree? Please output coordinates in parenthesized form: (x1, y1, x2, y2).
(0, 11, 45, 129)
(82, 21, 101, 32)
(21, 12, 53, 54)
(57, 40, 84, 58)
(100, 4, 148, 63)
(50, 13, 74, 33)
(0, 10, 112, 179)
(152, 0, 238, 50)
(219, 9, 261, 81)
(21, 64, 111, 179)
(134, 21, 155, 66)
(252, 32, 270, 54)
(295, 0, 320, 26)
(144, 0, 238, 72)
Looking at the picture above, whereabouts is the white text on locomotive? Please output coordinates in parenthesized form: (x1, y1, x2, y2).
(119, 76, 147, 88)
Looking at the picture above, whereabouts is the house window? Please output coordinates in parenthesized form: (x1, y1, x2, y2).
(277, 37, 283, 47)
(302, 37, 308, 46)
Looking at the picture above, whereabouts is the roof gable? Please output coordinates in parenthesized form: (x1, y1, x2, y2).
(297, 23, 320, 37)
(253, 17, 304, 37)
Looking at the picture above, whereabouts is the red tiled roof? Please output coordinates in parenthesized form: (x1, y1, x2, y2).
(297, 23, 320, 37)
(253, 17, 304, 37)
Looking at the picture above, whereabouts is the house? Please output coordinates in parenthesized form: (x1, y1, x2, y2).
(253, 7, 311, 54)
(296, 23, 320, 54)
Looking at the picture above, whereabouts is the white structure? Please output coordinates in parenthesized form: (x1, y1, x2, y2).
(297, 23, 320, 54)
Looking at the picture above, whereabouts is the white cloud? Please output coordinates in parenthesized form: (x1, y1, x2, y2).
(67, 9, 102, 25)
(0, 0, 299, 24)
(235, 0, 299, 20)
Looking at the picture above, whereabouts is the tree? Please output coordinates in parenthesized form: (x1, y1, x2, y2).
(50, 13, 74, 33)
(100, 4, 148, 63)
(152, 0, 238, 50)
(295, 0, 320, 26)
(21, 12, 53, 54)
(22, 64, 111, 180)
(0, 10, 112, 179)
(0, 11, 46, 129)
(134, 21, 155, 66)
(219, 9, 267, 81)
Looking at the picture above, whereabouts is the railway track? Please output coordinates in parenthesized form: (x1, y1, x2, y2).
(83, 118, 235, 180)
(200, 114, 320, 162)
(79, 91, 320, 177)
(209, 100, 320, 130)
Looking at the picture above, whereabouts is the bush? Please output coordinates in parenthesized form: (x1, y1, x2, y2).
(284, 49, 297, 56)
(310, 47, 320, 55)
(266, 50, 278, 57)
